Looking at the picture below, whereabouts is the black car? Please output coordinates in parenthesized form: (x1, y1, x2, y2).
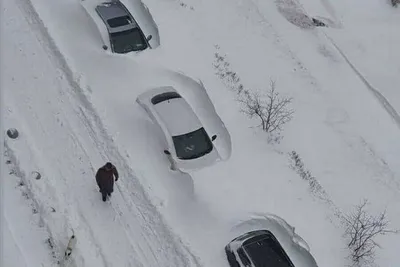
(225, 230, 296, 267)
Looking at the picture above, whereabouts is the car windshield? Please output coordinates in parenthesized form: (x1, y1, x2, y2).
(172, 127, 213, 160)
(110, 28, 147, 53)
(243, 234, 295, 267)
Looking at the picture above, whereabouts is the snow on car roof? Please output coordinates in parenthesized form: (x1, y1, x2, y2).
(153, 97, 203, 137)
(96, 2, 139, 35)
(96, 2, 128, 21)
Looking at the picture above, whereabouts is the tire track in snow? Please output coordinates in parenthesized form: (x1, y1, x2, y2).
(325, 34, 400, 130)
(224, 0, 330, 96)
(73, 108, 168, 265)
(76, 101, 202, 266)
(317, 0, 340, 23)
(3, 217, 29, 267)
(3, 149, 52, 267)
(4, 113, 111, 267)
(7, 1, 129, 265)
(12, 0, 202, 265)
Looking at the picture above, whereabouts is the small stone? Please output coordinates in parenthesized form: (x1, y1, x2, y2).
(31, 171, 41, 180)
(6, 128, 19, 139)
(312, 18, 326, 27)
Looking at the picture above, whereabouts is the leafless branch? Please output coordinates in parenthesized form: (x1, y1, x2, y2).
(344, 199, 399, 265)
(239, 80, 294, 135)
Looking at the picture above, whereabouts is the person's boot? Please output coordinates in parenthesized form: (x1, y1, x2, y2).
(102, 192, 107, 202)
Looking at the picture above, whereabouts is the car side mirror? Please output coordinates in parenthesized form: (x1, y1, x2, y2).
(102, 45, 108, 50)
(163, 150, 171, 155)
(292, 234, 310, 252)
(211, 135, 217, 141)
(146, 35, 153, 42)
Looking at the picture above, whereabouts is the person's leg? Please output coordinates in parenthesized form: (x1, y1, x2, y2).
(102, 191, 107, 202)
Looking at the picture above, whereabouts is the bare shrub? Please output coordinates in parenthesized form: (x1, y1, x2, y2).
(344, 199, 399, 265)
(213, 46, 293, 141)
(391, 0, 399, 7)
(239, 80, 294, 134)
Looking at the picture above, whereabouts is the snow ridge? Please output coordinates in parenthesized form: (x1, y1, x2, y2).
(325, 34, 400, 130)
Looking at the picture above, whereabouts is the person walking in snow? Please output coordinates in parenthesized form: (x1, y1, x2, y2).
(96, 162, 119, 202)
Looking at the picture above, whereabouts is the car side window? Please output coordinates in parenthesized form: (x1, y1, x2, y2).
(226, 249, 240, 267)
(238, 247, 252, 266)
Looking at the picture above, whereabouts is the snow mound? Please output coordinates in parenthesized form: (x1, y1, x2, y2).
(276, 0, 341, 29)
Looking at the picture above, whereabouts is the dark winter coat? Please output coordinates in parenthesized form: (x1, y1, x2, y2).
(95, 164, 119, 194)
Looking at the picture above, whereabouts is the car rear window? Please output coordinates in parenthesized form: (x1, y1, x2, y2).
(243, 232, 295, 267)
(107, 15, 132, 28)
(172, 127, 213, 160)
(151, 92, 182, 105)
(110, 28, 147, 53)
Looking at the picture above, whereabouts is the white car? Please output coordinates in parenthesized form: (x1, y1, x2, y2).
(226, 213, 319, 267)
(81, 0, 160, 53)
(136, 86, 222, 172)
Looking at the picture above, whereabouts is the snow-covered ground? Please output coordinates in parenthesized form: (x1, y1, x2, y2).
(3, 160, 54, 267)
(2, 1, 200, 266)
(2, 0, 399, 266)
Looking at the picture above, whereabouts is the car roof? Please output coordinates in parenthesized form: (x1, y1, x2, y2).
(153, 97, 203, 137)
(96, 1, 139, 32)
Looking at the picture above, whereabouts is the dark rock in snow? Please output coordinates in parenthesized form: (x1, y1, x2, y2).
(312, 18, 326, 27)
(31, 171, 41, 180)
(6, 128, 19, 139)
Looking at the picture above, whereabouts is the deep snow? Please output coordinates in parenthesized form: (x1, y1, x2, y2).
(3, 0, 400, 266)
(2, 158, 54, 267)
(2, 0, 201, 265)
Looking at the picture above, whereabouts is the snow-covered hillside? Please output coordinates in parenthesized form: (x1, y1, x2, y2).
(2, 0, 399, 266)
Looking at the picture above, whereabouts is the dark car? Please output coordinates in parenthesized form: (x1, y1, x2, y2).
(95, 0, 152, 53)
(225, 215, 319, 267)
(226, 230, 297, 267)
(82, 0, 157, 54)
